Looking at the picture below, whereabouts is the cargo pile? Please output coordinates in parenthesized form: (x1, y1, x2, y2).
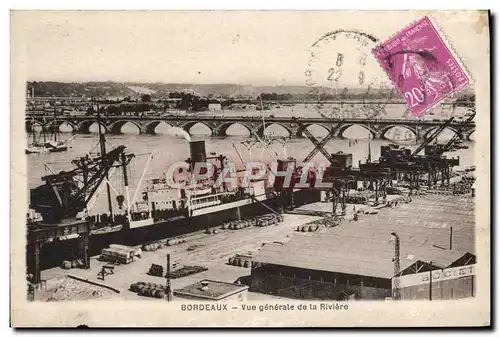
(425, 176, 476, 196)
(165, 236, 187, 246)
(228, 254, 253, 268)
(169, 265, 208, 279)
(142, 236, 187, 252)
(148, 264, 165, 277)
(142, 243, 162, 252)
(100, 244, 142, 264)
(129, 281, 166, 299)
(295, 223, 320, 232)
(221, 213, 283, 230)
(301, 217, 342, 229)
(60, 259, 85, 270)
(223, 219, 253, 230)
(228, 254, 266, 269)
(255, 214, 283, 227)
(451, 176, 475, 195)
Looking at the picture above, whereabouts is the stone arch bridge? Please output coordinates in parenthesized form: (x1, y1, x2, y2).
(26, 115, 475, 141)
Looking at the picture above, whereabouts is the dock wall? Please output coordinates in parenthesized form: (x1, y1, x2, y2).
(250, 265, 391, 300)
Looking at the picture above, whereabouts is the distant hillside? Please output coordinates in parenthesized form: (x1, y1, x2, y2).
(125, 82, 374, 98)
(27, 81, 137, 98)
(26, 81, 475, 100)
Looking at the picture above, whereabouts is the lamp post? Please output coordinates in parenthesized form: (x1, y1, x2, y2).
(391, 232, 401, 300)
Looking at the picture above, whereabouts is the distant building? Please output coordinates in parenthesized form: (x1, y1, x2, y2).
(209, 103, 222, 111)
(174, 279, 248, 302)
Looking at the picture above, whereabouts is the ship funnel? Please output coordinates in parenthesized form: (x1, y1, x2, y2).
(189, 140, 207, 169)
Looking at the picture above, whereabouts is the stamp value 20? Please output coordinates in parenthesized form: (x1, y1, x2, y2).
(373, 16, 471, 117)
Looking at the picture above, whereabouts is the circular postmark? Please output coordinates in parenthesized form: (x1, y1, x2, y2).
(305, 30, 398, 121)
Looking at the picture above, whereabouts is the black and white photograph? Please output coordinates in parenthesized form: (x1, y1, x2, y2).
(10, 10, 490, 327)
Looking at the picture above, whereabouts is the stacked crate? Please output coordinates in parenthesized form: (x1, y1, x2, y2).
(100, 245, 142, 264)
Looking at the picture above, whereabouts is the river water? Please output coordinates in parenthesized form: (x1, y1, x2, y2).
(27, 104, 475, 214)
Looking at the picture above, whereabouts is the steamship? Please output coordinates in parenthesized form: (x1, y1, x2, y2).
(125, 140, 321, 229)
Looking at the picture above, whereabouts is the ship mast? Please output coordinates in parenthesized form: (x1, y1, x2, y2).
(53, 106, 58, 143)
(367, 132, 372, 163)
(95, 99, 114, 219)
(121, 152, 131, 214)
(31, 116, 36, 146)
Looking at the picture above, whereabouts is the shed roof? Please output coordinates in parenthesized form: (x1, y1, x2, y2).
(254, 194, 475, 280)
(174, 279, 248, 300)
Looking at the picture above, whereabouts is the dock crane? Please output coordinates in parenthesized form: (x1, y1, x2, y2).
(424, 112, 476, 157)
(411, 113, 474, 186)
(302, 127, 336, 164)
(30, 146, 134, 224)
(30, 103, 135, 224)
(410, 117, 455, 158)
(293, 120, 390, 214)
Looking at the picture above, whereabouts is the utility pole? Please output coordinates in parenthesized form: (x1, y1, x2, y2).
(166, 254, 172, 302)
(429, 261, 433, 301)
(449, 227, 453, 250)
(391, 232, 400, 300)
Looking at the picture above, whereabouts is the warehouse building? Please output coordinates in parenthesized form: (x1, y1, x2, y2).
(251, 194, 475, 300)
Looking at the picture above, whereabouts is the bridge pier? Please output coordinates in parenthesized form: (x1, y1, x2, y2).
(212, 128, 225, 137)
(42, 125, 58, 134)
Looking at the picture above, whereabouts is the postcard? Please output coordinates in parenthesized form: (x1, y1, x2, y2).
(11, 10, 490, 327)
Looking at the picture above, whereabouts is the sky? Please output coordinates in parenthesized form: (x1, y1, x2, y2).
(10, 11, 486, 86)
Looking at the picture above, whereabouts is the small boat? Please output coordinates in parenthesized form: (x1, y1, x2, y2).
(43, 109, 75, 153)
(25, 146, 42, 154)
(48, 144, 68, 153)
(26, 117, 45, 154)
(90, 224, 123, 236)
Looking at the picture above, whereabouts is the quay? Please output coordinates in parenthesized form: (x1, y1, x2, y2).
(32, 191, 475, 302)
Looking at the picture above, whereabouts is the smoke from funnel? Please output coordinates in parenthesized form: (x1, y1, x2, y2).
(167, 127, 191, 142)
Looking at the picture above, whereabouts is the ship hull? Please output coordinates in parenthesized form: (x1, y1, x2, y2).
(28, 189, 321, 272)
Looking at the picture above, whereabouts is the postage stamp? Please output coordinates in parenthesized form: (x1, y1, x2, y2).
(373, 16, 471, 117)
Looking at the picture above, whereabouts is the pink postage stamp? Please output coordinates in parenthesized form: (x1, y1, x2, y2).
(373, 16, 471, 117)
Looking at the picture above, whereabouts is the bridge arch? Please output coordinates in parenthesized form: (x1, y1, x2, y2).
(297, 124, 331, 138)
(25, 119, 43, 133)
(108, 120, 143, 134)
(56, 121, 77, 133)
(379, 125, 417, 140)
(76, 120, 109, 134)
(215, 122, 253, 137)
(422, 126, 460, 140)
(41, 119, 76, 133)
(144, 121, 174, 135)
(336, 124, 376, 139)
(256, 122, 293, 137)
(181, 121, 213, 136)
